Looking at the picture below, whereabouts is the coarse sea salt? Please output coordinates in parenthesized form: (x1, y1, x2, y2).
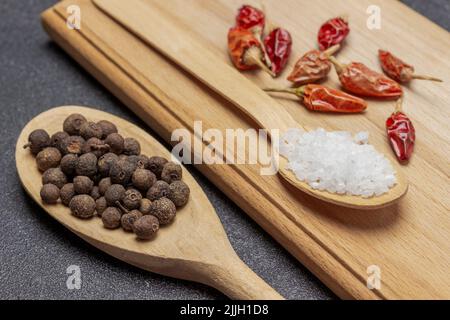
(279, 128, 397, 198)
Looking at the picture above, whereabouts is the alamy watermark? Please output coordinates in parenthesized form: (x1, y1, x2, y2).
(66, 5, 81, 30)
(66, 265, 81, 290)
(367, 265, 381, 290)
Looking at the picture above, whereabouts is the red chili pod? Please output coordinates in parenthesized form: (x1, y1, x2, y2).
(330, 56, 403, 99)
(386, 99, 415, 163)
(264, 84, 367, 113)
(287, 44, 340, 85)
(235, 5, 265, 32)
(317, 16, 349, 51)
(379, 50, 443, 83)
(263, 27, 292, 76)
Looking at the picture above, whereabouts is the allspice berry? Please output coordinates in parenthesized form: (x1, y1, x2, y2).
(148, 156, 168, 178)
(168, 180, 190, 207)
(123, 137, 140, 155)
(40, 184, 60, 204)
(104, 184, 126, 206)
(61, 135, 85, 155)
(42, 167, 67, 189)
(36, 147, 61, 172)
(134, 155, 149, 169)
(104, 133, 124, 155)
(132, 169, 156, 191)
(132, 215, 159, 240)
(95, 197, 107, 217)
(80, 121, 103, 140)
(76, 152, 97, 177)
(90, 186, 100, 200)
(73, 176, 94, 194)
(110, 158, 135, 185)
(97, 152, 119, 177)
(121, 210, 143, 231)
(139, 198, 152, 215)
(161, 162, 182, 184)
(60, 183, 75, 206)
(50, 131, 69, 153)
(98, 177, 112, 195)
(122, 188, 142, 210)
(97, 120, 117, 139)
(82, 137, 110, 158)
(60, 153, 78, 176)
(63, 114, 87, 136)
(24, 129, 50, 155)
(101, 207, 122, 229)
(150, 197, 176, 225)
(146, 180, 170, 201)
(69, 195, 96, 219)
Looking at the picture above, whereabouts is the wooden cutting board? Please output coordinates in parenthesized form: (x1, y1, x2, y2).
(41, 0, 450, 299)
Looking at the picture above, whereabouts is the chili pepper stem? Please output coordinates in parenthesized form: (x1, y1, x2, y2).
(263, 87, 305, 97)
(245, 46, 276, 77)
(411, 74, 443, 82)
(339, 14, 349, 23)
(23, 143, 31, 149)
(394, 97, 404, 113)
(323, 44, 341, 57)
(329, 56, 345, 74)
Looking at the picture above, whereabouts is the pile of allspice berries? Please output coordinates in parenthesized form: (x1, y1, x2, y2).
(24, 113, 190, 240)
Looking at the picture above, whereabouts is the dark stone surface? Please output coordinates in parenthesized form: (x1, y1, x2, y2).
(0, 0, 447, 300)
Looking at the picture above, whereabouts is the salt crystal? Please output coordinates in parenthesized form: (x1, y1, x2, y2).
(279, 128, 397, 197)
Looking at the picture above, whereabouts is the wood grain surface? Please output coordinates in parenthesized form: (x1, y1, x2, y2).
(41, 0, 450, 299)
(15, 106, 284, 300)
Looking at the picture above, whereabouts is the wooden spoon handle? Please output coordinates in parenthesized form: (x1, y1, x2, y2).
(204, 259, 284, 300)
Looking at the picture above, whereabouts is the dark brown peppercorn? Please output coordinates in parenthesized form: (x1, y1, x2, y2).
(148, 156, 168, 178)
(104, 133, 124, 155)
(50, 131, 69, 153)
(24, 129, 50, 155)
(135, 155, 149, 169)
(80, 121, 103, 140)
(132, 215, 159, 240)
(132, 169, 156, 191)
(101, 207, 122, 229)
(150, 197, 176, 225)
(97, 120, 118, 139)
(73, 176, 94, 194)
(63, 114, 87, 136)
(122, 189, 142, 210)
(36, 147, 61, 172)
(82, 137, 110, 158)
(40, 184, 60, 204)
(146, 180, 170, 201)
(110, 159, 134, 185)
(42, 167, 67, 189)
(60, 154, 78, 176)
(98, 152, 118, 177)
(139, 198, 152, 215)
(60, 183, 75, 206)
(95, 197, 107, 217)
(98, 177, 112, 196)
(69, 194, 96, 219)
(168, 180, 190, 207)
(90, 186, 100, 200)
(119, 154, 128, 161)
(161, 162, 182, 184)
(121, 210, 143, 231)
(61, 135, 85, 155)
(104, 184, 126, 206)
(76, 153, 97, 177)
(123, 137, 141, 155)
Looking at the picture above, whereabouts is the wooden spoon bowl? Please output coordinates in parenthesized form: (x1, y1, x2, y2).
(15, 106, 283, 300)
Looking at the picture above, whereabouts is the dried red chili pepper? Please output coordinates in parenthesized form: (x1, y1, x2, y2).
(318, 16, 349, 51)
(386, 98, 415, 163)
(329, 56, 403, 99)
(263, 27, 292, 76)
(379, 50, 443, 83)
(264, 84, 367, 113)
(235, 5, 265, 32)
(287, 44, 340, 85)
(227, 27, 275, 76)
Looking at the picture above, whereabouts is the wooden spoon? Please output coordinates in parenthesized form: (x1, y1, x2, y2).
(15, 106, 283, 300)
(93, 0, 408, 209)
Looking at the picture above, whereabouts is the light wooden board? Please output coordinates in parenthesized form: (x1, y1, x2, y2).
(15, 106, 283, 300)
(41, 0, 450, 299)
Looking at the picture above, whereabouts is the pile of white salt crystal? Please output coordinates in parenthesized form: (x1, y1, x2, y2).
(279, 128, 397, 198)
